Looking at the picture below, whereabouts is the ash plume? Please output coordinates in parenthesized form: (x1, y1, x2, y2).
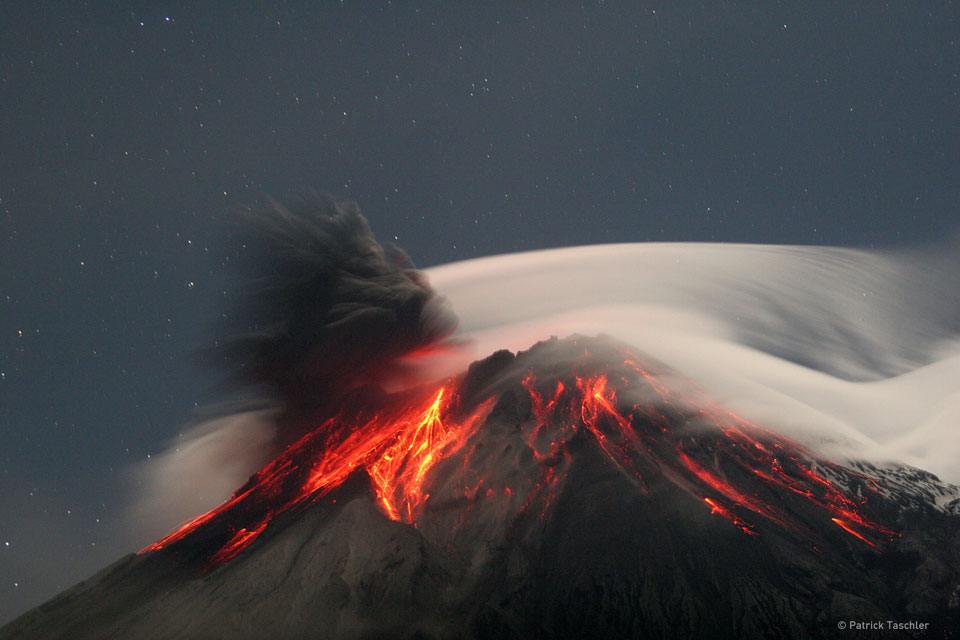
(210, 192, 457, 427)
(131, 193, 458, 538)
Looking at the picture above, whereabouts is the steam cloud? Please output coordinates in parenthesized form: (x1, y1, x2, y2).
(134, 225, 960, 540)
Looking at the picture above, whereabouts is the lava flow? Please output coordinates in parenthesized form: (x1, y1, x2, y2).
(140, 384, 493, 566)
(140, 339, 896, 569)
(519, 345, 897, 548)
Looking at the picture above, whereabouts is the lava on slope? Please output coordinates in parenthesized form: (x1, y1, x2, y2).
(140, 336, 896, 569)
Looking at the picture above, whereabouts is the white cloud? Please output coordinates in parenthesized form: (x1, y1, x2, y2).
(133, 241, 960, 536)
(425, 242, 960, 483)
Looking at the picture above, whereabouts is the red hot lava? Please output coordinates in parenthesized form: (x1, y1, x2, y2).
(140, 342, 896, 568)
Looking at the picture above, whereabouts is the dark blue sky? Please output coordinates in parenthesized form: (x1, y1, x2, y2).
(1, 2, 958, 624)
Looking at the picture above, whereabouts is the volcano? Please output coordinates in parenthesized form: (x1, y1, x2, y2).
(3, 335, 959, 639)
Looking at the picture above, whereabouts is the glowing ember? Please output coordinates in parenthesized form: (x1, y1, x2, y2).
(704, 497, 756, 536)
(140, 342, 896, 568)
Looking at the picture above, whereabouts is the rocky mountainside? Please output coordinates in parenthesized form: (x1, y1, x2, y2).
(3, 336, 958, 639)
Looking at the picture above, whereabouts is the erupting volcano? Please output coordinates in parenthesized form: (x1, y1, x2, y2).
(6, 336, 959, 639)
(4, 196, 958, 640)
(140, 337, 897, 571)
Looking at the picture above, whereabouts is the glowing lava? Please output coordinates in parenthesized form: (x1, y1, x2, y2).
(140, 341, 896, 568)
(141, 384, 492, 566)
(369, 388, 492, 523)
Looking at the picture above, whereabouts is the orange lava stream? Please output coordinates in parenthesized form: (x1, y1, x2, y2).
(369, 389, 492, 523)
(141, 347, 896, 568)
(703, 497, 757, 536)
(140, 384, 490, 564)
(524, 356, 895, 547)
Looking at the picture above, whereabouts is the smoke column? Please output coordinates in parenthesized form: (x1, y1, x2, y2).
(131, 194, 459, 538)
(209, 192, 458, 429)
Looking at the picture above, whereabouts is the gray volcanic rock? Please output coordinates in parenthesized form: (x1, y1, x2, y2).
(4, 336, 959, 639)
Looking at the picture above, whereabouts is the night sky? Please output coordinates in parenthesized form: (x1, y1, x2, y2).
(1, 2, 959, 624)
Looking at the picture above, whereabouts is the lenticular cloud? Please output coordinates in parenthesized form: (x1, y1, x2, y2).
(134, 240, 960, 541)
(424, 242, 960, 483)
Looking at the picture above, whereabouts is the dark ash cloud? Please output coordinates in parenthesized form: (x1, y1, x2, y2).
(209, 192, 457, 432)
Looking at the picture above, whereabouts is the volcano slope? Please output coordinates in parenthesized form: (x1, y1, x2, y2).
(3, 336, 959, 640)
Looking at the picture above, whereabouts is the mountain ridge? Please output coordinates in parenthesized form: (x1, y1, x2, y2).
(4, 335, 958, 639)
